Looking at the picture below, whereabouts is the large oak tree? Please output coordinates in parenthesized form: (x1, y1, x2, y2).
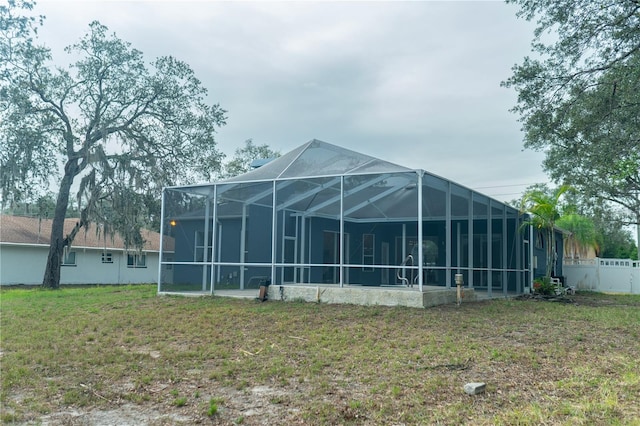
(503, 0, 640, 256)
(1, 1, 226, 288)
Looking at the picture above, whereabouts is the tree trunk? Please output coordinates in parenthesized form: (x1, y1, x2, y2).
(41, 168, 75, 289)
(546, 229, 554, 279)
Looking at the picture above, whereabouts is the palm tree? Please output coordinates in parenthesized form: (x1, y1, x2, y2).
(556, 213, 599, 261)
(520, 185, 571, 279)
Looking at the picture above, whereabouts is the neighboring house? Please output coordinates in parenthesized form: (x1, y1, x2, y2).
(0, 215, 173, 286)
(158, 140, 537, 297)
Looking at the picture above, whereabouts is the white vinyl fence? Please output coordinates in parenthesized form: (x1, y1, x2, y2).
(563, 258, 640, 294)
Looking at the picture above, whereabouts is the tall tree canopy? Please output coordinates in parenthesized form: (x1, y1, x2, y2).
(590, 206, 639, 260)
(220, 139, 281, 179)
(0, 1, 226, 288)
(503, 0, 640, 232)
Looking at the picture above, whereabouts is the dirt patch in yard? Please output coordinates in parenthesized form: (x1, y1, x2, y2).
(515, 291, 640, 307)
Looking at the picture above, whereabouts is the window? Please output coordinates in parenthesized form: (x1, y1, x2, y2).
(62, 247, 76, 266)
(127, 253, 147, 268)
(101, 252, 113, 263)
(362, 233, 374, 272)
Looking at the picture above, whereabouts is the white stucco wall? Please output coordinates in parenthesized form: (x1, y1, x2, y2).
(0, 243, 159, 285)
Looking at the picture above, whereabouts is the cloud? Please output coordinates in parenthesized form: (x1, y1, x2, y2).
(34, 0, 546, 201)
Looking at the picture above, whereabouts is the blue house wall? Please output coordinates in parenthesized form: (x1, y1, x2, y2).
(532, 228, 564, 280)
(166, 211, 528, 291)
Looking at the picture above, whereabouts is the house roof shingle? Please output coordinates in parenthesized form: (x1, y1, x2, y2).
(0, 215, 172, 252)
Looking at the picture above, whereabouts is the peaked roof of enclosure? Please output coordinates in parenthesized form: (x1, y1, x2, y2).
(167, 139, 522, 222)
(220, 139, 412, 183)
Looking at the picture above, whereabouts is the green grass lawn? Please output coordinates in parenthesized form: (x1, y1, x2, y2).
(1, 285, 639, 425)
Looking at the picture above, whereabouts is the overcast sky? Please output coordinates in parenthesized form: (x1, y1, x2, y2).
(35, 0, 548, 202)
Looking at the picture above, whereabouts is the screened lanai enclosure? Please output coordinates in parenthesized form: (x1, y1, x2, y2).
(158, 140, 531, 297)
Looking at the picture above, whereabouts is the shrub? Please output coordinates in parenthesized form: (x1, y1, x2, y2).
(533, 277, 555, 295)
